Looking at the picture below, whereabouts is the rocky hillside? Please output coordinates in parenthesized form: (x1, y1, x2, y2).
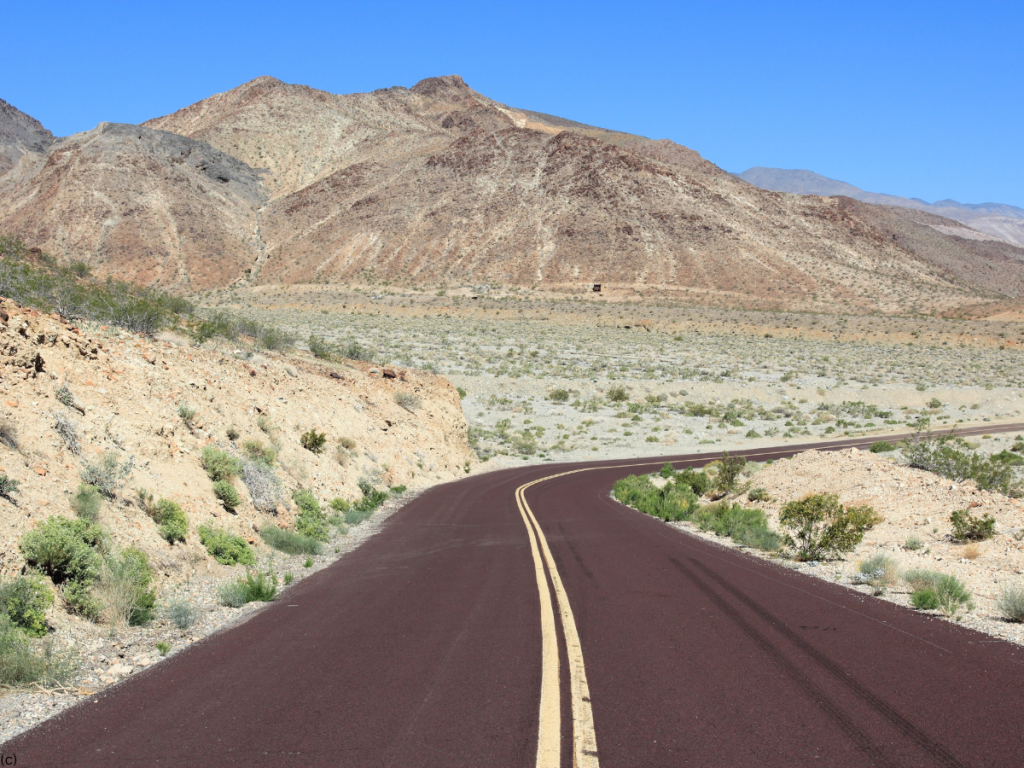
(0, 98, 53, 178)
(2, 76, 1024, 313)
(0, 297, 472, 582)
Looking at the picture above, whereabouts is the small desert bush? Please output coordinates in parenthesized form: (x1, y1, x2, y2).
(903, 432, 1020, 496)
(0, 614, 78, 688)
(212, 480, 241, 511)
(241, 459, 282, 513)
(853, 553, 899, 594)
(911, 588, 940, 611)
(95, 547, 157, 627)
(950, 509, 996, 541)
(997, 585, 1024, 622)
(201, 446, 242, 482)
(905, 535, 924, 551)
(152, 499, 188, 544)
(52, 410, 80, 454)
(80, 452, 135, 498)
(395, 391, 422, 411)
(300, 428, 327, 454)
(242, 439, 277, 466)
(747, 487, 770, 502)
(354, 479, 388, 513)
(260, 526, 322, 556)
(198, 526, 255, 566)
(693, 502, 782, 550)
(20, 516, 104, 585)
(166, 598, 197, 630)
(659, 462, 676, 478)
(606, 385, 630, 403)
(177, 402, 197, 427)
(613, 474, 700, 522)
(338, 436, 357, 451)
(869, 441, 896, 453)
(0, 576, 54, 637)
(714, 452, 746, 494)
(308, 333, 336, 360)
(293, 489, 330, 541)
(675, 467, 711, 497)
(256, 415, 276, 434)
(343, 341, 374, 362)
(0, 473, 20, 502)
(904, 568, 943, 592)
(219, 569, 278, 606)
(934, 574, 973, 617)
(70, 483, 102, 521)
(548, 389, 570, 403)
(779, 493, 881, 561)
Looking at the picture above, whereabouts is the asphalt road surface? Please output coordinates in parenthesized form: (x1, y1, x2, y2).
(6, 424, 1024, 767)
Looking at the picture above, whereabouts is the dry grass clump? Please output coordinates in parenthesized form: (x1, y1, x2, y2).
(962, 542, 982, 560)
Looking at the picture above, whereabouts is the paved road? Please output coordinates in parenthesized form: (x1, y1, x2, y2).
(6, 424, 1024, 767)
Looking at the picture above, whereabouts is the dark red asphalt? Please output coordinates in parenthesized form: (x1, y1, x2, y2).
(6, 424, 1024, 767)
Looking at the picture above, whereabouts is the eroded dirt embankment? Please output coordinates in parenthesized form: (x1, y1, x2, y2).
(0, 297, 472, 583)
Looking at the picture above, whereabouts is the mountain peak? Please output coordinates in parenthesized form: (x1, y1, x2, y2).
(0, 98, 54, 176)
(410, 75, 471, 100)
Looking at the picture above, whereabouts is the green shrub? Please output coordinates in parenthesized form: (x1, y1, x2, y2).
(853, 553, 899, 594)
(343, 341, 374, 362)
(904, 568, 943, 593)
(714, 452, 745, 494)
(993, 450, 1024, 466)
(198, 526, 255, 566)
(292, 489, 330, 541)
(911, 588, 940, 610)
(779, 493, 881, 561)
(548, 389, 570, 403)
(869, 441, 896, 453)
(80, 452, 135, 498)
(178, 402, 197, 426)
(0, 577, 54, 637)
(96, 547, 157, 626)
(950, 509, 996, 542)
(330, 497, 350, 513)
(70, 483, 102, 521)
(747, 488, 770, 502)
(997, 585, 1024, 622)
(20, 516, 104, 584)
(212, 480, 241, 511)
(389, 485, 407, 496)
(613, 474, 699, 522)
(659, 462, 676, 479)
(903, 433, 1020, 495)
(338, 436, 357, 451)
(905, 535, 924, 551)
(156, 641, 171, 656)
(226, 425, 240, 441)
(220, 569, 278, 606)
(0, 614, 78, 687)
(260, 526, 322, 556)
(166, 598, 197, 630)
(308, 333, 336, 360)
(201, 446, 242, 482)
(0, 473, 20, 502)
(456, 387, 467, 400)
(242, 439, 277, 465)
(395, 391, 422, 411)
(676, 468, 712, 497)
(934, 574, 973, 617)
(692, 502, 781, 550)
(300, 428, 327, 454)
(60, 579, 100, 619)
(152, 499, 188, 544)
(283, 573, 294, 585)
(354, 480, 388, 513)
(606, 385, 629, 403)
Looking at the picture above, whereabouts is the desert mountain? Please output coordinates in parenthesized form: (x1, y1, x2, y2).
(2, 76, 1024, 313)
(0, 98, 54, 177)
(0, 122, 266, 290)
(739, 167, 1024, 248)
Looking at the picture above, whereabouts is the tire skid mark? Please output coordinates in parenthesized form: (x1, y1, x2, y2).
(667, 557, 896, 768)
(690, 559, 965, 768)
(558, 522, 597, 585)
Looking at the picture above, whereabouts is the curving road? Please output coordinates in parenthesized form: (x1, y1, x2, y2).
(6, 424, 1024, 767)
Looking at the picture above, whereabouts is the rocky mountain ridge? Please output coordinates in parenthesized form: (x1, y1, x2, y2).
(739, 166, 1024, 248)
(1, 77, 1023, 314)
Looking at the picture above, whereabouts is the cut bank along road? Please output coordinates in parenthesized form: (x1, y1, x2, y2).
(7, 424, 1024, 767)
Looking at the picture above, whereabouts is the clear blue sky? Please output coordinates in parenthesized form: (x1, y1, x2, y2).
(3, 1, 1021, 206)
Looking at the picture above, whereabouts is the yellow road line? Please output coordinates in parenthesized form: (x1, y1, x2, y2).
(516, 481, 562, 768)
(513, 429, 1018, 766)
